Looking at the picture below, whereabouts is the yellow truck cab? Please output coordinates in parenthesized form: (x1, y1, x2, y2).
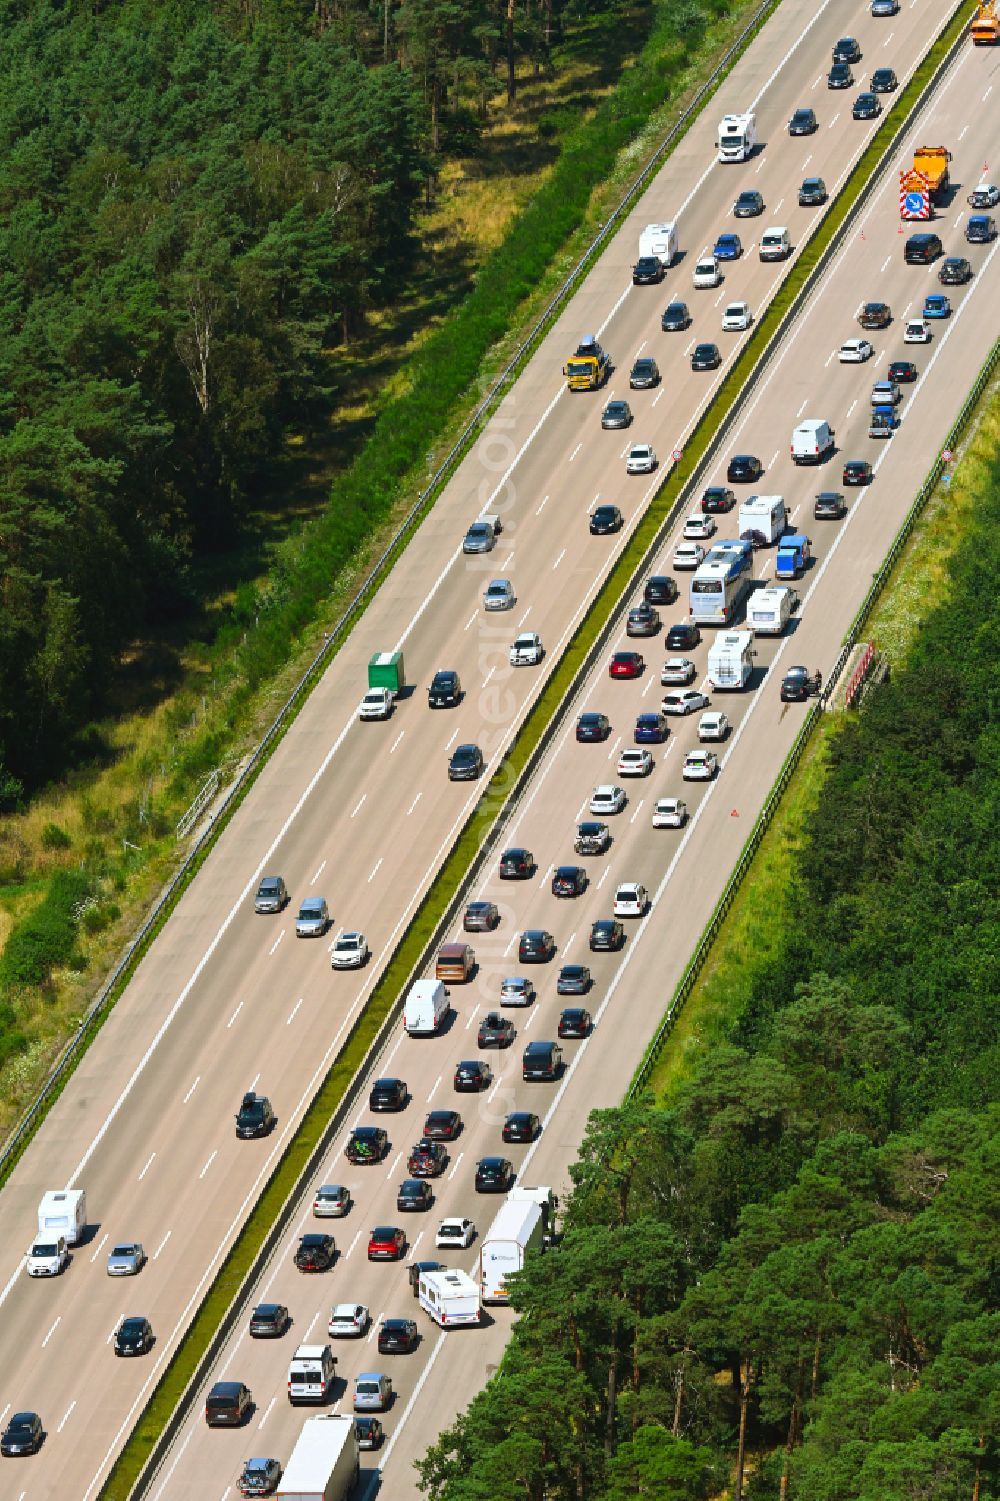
(563, 336, 611, 391)
(971, 1, 999, 44)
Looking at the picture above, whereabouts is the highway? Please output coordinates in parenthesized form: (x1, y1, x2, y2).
(0, 0, 979, 1495)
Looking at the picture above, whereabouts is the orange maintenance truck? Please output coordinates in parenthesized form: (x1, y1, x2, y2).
(971, 0, 999, 44)
(912, 145, 952, 204)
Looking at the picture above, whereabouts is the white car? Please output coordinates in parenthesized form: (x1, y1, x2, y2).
(613, 882, 648, 917)
(331, 931, 369, 969)
(698, 710, 731, 741)
(617, 748, 653, 777)
(652, 797, 688, 828)
(661, 657, 697, 685)
(903, 318, 931, 344)
(590, 784, 627, 815)
(329, 1303, 371, 1338)
(509, 632, 543, 666)
(693, 256, 721, 288)
(626, 444, 657, 475)
(721, 301, 752, 331)
(683, 749, 718, 780)
(838, 338, 874, 363)
(968, 182, 1000, 209)
(672, 541, 705, 570)
(436, 1217, 476, 1249)
(683, 513, 716, 540)
(358, 687, 393, 721)
(662, 687, 709, 716)
(26, 1236, 69, 1277)
(484, 578, 516, 610)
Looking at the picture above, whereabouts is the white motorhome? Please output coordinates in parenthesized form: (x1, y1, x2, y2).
(746, 585, 798, 636)
(418, 1267, 481, 1328)
(287, 1343, 337, 1406)
(37, 1189, 86, 1246)
(717, 112, 757, 162)
(706, 631, 754, 689)
(277, 1413, 359, 1501)
(638, 222, 678, 267)
(737, 494, 786, 546)
(403, 978, 449, 1036)
(790, 419, 835, 464)
(479, 1196, 547, 1304)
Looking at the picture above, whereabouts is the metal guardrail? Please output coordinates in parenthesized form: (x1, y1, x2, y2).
(175, 770, 220, 838)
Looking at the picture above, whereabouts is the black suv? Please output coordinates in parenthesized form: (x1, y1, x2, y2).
(813, 492, 847, 520)
(502, 1111, 540, 1144)
(552, 865, 587, 897)
(701, 485, 735, 513)
(590, 503, 623, 534)
(904, 233, 942, 265)
(629, 357, 660, 389)
(780, 666, 821, 702)
(294, 1233, 336, 1272)
(114, 1316, 154, 1356)
(632, 255, 663, 284)
(346, 1125, 387, 1165)
(558, 1007, 592, 1039)
(665, 620, 701, 650)
(827, 62, 853, 88)
(726, 453, 763, 483)
(378, 1317, 418, 1353)
(788, 107, 817, 136)
(576, 711, 611, 742)
(518, 929, 556, 963)
(396, 1179, 433, 1212)
(428, 670, 461, 707)
(453, 1060, 493, 1092)
(1, 1411, 43, 1456)
(235, 1092, 275, 1139)
(590, 918, 625, 952)
(205, 1381, 252, 1428)
(799, 176, 827, 206)
(475, 1156, 515, 1192)
(448, 743, 484, 780)
(939, 257, 971, 285)
(644, 574, 677, 605)
(660, 301, 691, 331)
(522, 1041, 564, 1081)
(369, 1077, 407, 1112)
(499, 846, 534, 879)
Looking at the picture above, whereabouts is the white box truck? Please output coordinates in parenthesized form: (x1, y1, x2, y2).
(278, 1414, 359, 1501)
(403, 978, 449, 1036)
(37, 1189, 86, 1246)
(706, 631, 754, 689)
(738, 494, 786, 546)
(638, 222, 678, 267)
(419, 1267, 481, 1328)
(479, 1196, 547, 1304)
(746, 585, 798, 636)
(717, 112, 757, 162)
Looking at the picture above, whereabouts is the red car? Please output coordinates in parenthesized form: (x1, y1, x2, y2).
(609, 651, 644, 679)
(367, 1225, 406, 1261)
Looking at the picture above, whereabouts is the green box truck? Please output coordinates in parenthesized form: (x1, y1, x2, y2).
(367, 651, 405, 695)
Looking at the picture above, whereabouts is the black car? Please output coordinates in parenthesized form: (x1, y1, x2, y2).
(788, 106, 817, 135)
(904, 233, 942, 265)
(780, 665, 821, 702)
(691, 342, 721, 371)
(574, 821, 610, 856)
(888, 360, 918, 383)
(502, 1111, 540, 1144)
(239, 1457, 283, 1496)
(601, 398, 633, 430)
(522, 1041, 563, 1081)
(355, 1416, 384, 1451)
(428, 669, 461, 707)
(423, 1108, 462, 1140)
(629, 357, 660, 389)
(590, 918, 625, 952)
(476, 1156, 515, 1192)
(814, 491, 847, 520)
(966, 214, 997, 244)
(1, 1411, 43, 1456)
(499, 846, 533, 879)
(378, 1317, 419, 1354)
(843, 459, 873, 486)
(453, 1059, 493, 1092)
(369, 1077, 407, 1112)
(407, 1259, 443, 1297)
(205, 1381, 252, 1428)
(552, 865, 587, 898)
(346, 1125, 388, 1165)
(463, 900, 499, 932)
(626, 601, 660, 636)
(557, 964, 592, 997)
(939, 257, 971, 286)
(859, 301, 892, 329)
(518, 929, 556, 963)
(249, 1303, 289, 1338)
(870, 66, 897, 91)
(799, 176, 828, 206)
(294, 1233, 336, 1272)
(114, 1315, 154, 1356)
(478, 1011, 516, 1048)
(727, 453, 763, 483)
(408, 1138, 449, 1175)
(235, 1092, 275, 1139)
(576, 711, 611, 742)
(852, 92, 880, 120)
(828, 61, 853, 89)
(701, 485, 736, 514)
(660, 300, 691, 331)
(448, 743, 484, 781)
(558, 1007, 593, 1039)
(665, 620, 701, 650)
(396, 1179, 433, 1212)
(644, 574, 677, 605)
(733, 189, 764, 217)
(632, 255, 664, 284)
(832, 35, 861, 62)
(590, 503, 623, 534)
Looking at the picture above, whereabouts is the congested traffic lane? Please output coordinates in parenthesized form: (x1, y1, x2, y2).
(0, 1, 965, 1494)
(148, 31, 1000, 1498)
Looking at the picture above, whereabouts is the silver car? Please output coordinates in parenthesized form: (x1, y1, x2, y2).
(483, 578, 515, 611)
(107, 1241, 145, 1276)
(254, 875, 287, 914)
(313, 1184, 351, 1218)
(353, 1372, 392, 1412)
(295, 897, 329, 937)
(500, 976, 535, 1007)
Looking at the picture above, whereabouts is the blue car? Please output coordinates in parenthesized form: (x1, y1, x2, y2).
(922, 294, 951, 319)
(713, 232, 742, 261)
(634, 712, 668, 744)
(966, 214, 996, 244)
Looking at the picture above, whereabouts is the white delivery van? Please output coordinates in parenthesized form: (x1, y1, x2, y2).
(25, 1234, 69, 1277)
(287, 1344, 337, 1406)
(717, 112, 757, 162)
(790, 419, 835, 464)
(419, 1267, 481, 1328)
(759, 226, 791, 261)
(403, 978, 449, 1036)
(638, 222, 678, 267)
(746, 585, 798, 636)
(693, 256, 721, 289)
(277, 1413, 359, 1501)
(706, 631, 754, 689)
(479, 1197, 546, 1304)
(37, 1189, 87, 1246)
(737, 494, 787, 545)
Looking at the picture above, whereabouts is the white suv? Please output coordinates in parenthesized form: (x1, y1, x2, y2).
(26, 1236, 69, 1277)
